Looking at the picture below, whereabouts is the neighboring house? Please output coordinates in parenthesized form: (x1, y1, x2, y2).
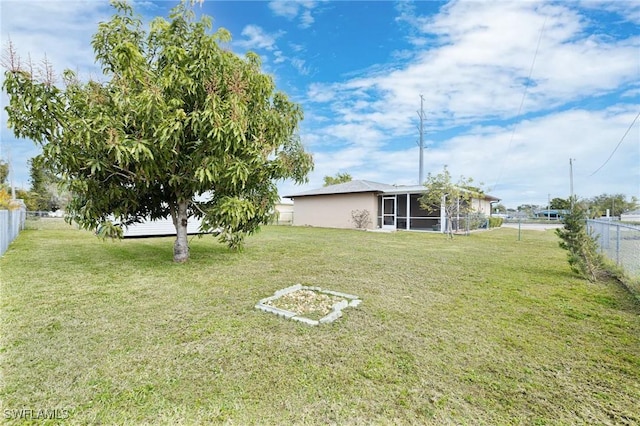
(534, 209, 568, 220)
(119, 196, 295, 236)
(621, 210, 640, 223)
(119, 216, 205, 238)
(284, 180, 499, 232)
(116, 193, 211, 237)
(273, 198, 294, 225)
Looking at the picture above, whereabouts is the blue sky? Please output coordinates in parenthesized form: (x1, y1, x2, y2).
(1, 0, 639, 208)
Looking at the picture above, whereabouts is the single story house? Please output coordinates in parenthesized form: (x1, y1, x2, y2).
(284, 180, 499, 232)
(534, 209, 568, 220)
(273, 198, 294, 225)
(621, 210, 640, 223)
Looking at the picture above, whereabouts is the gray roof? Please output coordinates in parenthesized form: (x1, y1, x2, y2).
(285, 179, 500, 201)
(284, 180, 398, 197)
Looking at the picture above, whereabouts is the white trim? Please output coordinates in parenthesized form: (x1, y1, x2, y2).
(381, 196, 396, 230)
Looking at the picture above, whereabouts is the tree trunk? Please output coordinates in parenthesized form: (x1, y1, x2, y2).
(172, 200, 190, 262)
(445, 208, 454, 239)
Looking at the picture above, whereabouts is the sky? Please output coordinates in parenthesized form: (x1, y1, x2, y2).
(1, 0, 639, 209)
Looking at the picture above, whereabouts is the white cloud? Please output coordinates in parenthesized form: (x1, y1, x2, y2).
(290, 58, 310, 75)
(299, 10, 314, 29)
(268, 1, 300, 19)
(235, 26, 312, 76)
(268, 0, 318, 29)
(238, 25, 281, 51)
(345, 1, 638, 127)
(307, 82, 337, 103)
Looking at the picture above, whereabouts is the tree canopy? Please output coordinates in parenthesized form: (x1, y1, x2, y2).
(3, 0, 313, 262)
(493, 203, 507, 214)
(0, 160, 8, 186)
(550, 197, 571, 210)
(586, 193, 638, 218)
(419, 166, 484, 237)
(28, 155, 65, 211)
(323, 172, 352, 187)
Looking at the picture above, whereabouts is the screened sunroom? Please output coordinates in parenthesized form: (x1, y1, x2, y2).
(377, 188, 443, 231)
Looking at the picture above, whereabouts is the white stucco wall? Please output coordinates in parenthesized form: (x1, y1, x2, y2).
(292, 193, 377, 229)
(470, 198, 493, 215)
(621, 213, 640, 223)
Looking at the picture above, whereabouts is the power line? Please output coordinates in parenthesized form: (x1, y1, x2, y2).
(588, 111, 640, 177)
(492, 17, 547, 191)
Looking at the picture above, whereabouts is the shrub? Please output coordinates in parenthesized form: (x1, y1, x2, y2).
(351, 209, 372, 229)
(465, 212, 487, 230)
(0, 188, 24, 210)
(555, 199, 608, 282)
(489, 216, 504, 228)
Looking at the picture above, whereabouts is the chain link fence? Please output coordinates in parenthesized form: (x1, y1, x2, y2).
(1, 208, 27, 256)
(587, 219, 640, 277)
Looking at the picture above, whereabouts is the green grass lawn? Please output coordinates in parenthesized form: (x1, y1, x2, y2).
(1, 219, 639, 425)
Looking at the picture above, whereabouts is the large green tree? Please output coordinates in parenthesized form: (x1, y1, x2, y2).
(419, 166, 484, 237)
(586, 193, 638, 218)
(323, 172, 352, 187)
(3, 1, 313, 262)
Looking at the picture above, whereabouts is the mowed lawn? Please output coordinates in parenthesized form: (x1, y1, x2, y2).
(1, 220, 639, 425)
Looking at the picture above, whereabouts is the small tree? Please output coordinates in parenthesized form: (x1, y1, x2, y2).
(351, 209, 371, 229)
(28, 156, 58, 211)
(517, 204, 540, 217)
(493, 203, 507, 214)
(550, 197, 571, 210)
(323, 172, 352, 187)
(555, 198, 607, 281)
(0, 160, 8, 186)
(3, 1, 313, 262)
(419, 166, 483, 238)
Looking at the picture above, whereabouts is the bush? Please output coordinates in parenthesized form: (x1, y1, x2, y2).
(465, 212, 487, 230)
(351, 209, 372, 229)
(489, 216, 504, 228)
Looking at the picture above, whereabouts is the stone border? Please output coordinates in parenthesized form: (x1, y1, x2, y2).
(255, 284, 362, 326)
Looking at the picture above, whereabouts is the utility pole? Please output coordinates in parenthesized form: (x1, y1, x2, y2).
(569, 158, 575, 208)
(417, 95, 426, 185)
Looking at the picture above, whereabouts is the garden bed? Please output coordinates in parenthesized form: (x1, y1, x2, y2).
(255, 284, 361, 325)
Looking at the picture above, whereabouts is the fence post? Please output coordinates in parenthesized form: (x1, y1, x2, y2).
(615, 224, 620, 266)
